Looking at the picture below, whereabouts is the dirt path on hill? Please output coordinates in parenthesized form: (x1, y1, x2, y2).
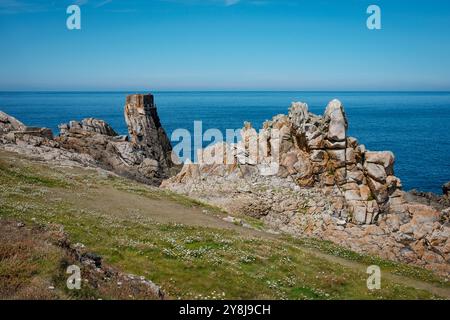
(62, 183, 450, 299)
(62, 184, 277, 239)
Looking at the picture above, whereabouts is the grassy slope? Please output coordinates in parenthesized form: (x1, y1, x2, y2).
(0, 151, 448, 300)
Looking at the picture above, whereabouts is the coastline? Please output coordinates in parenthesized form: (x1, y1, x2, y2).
(1, 93, 449, 283)
(1, 91, 449, 193)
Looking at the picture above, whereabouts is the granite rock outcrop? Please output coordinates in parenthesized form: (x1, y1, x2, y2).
(162, 99, 450, 277)
(0, 94, 173, 185)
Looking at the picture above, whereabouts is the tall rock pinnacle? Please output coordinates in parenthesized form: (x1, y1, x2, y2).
(124, 93, 173, 171)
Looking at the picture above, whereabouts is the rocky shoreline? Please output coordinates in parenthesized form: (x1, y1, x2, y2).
(0, 94, 173, 185)
(1, 93, 449, 279)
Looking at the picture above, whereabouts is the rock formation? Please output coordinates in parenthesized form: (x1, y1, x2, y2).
(1, 96, 449, 277)
(164, 99, 404, 225)
(55, 94, 172, 184)
(162, 99, 450, 277)
(124, 94, 173, 174)
(0, 111, 60, 152)
(0, 93, 174, 185)
(0, 111, 54, 141)
(59, 118, 118, 137)
(0, 111, 26, 133)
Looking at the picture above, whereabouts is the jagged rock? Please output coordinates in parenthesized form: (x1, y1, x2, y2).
(0, 111, 26, 133)
(347, 165, 365, 184)
(162, 95, 444, 259)
(1, 93, 174, 186)
(163, 98, 404, 224)
(59, 118, 118, 137)
(327, 149, 346, 168)
(345, 148, 356, 164)
(406, 189, 450, 211)
(365, 151, 395, 175)
(0, 111, 56, 149)
(364, 162, 387, 183)
(124, 94, 173, 170)
(289, 102, 309, 126)
(0, 111, 53, 142)
(161, 98, 450, 278)
(23, 127, 54, 140)
(55, 94, 173, 185)
(324, 99, 347, 142)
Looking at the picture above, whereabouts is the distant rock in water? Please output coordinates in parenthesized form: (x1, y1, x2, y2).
(0, 93, 174, 185)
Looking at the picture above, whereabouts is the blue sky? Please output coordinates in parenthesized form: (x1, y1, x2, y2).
(0, 0, 449, 90)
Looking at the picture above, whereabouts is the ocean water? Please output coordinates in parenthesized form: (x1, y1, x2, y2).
(0, 91, 449, 194)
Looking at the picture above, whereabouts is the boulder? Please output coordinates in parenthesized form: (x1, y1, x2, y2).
(352, 205, 367, 224)
(327, 149, 346, 168)
(59, 118, 117, 137)
(365, 151, 395, 176)
(288, 102, 309, 127)
(408, 204, 440, 224)
(324, 99, 347, 142)
(81, 118, 118, 136)
(364, 162, 387, 183)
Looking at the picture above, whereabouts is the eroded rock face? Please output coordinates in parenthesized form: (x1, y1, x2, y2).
(56, 94, 173, 184)
(59, 118, 118, 137)
(0, 110, 96, 167)
(0, 111, 26, 133)
(162, 99, 450, 277)
(124, 94, 173, 172)
(0, 111, 56, 149)
(1, 97, 449, 277)
(164, 99, 404, 225)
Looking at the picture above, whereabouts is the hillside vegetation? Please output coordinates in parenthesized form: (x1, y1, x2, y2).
(0, 150, 448, 300)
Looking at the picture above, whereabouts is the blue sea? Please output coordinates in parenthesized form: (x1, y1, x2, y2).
(0, 91, 449, 194)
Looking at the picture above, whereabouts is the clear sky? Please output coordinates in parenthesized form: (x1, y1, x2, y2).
(0, 0, 449, 91)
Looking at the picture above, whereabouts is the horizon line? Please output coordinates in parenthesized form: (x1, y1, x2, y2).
(1, 90, 450, 93)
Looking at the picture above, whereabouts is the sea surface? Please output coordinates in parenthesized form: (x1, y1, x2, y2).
(0, 91, 449, 194)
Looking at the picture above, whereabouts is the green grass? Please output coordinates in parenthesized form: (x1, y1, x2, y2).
(286, 236, 447, 286)
(0, 153, 448, 300)
(0, 160, 69, 188)
(103, 174, 227, 215)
